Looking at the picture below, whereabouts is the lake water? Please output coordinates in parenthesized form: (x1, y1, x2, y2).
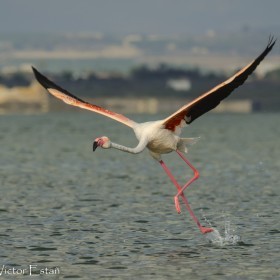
(0, 112, 279, 279)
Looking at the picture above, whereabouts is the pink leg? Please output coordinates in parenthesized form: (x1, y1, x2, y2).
(174, 150, 200, 213)
(159, 156, 213, 234)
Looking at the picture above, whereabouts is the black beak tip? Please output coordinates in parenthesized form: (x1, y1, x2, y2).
(93, 141, 98, 152)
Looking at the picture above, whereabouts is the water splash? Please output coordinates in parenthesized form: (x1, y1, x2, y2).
(201, 211, 241, 246)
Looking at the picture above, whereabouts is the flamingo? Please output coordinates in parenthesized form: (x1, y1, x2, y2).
(32, 37, 275, 235)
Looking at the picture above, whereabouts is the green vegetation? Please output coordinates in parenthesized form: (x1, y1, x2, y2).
(265, 68, 280, 81)
(0, 64, 279, 111)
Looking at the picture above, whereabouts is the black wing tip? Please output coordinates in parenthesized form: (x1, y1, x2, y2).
(267, 35, 277, 50)
(31, 66, 53, 90)
(255, 35, 277, 64)
(32, 66, 66, 93)
(31, 66, 42, 82)
(31, 66, 86, 103)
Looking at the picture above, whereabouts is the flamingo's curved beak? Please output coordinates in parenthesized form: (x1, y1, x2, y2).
(93, 141, 99, 151)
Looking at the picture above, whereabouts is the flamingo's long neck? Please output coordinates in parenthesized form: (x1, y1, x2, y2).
(111, 142, 133, 153)
(110, 139, 147, 154)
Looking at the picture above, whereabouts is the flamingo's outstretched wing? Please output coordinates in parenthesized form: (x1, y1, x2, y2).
(32, 67, 135, 128)
(162, 37, 276, 133)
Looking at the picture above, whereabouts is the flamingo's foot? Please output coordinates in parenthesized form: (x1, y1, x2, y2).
(200, 226, 214, 234)
(174, 196, 181, 214)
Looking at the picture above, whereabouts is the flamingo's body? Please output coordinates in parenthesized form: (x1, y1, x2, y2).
(32, 38, 276, 235)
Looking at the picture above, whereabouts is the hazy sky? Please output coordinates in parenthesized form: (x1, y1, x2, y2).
(1, 0, 280, 35)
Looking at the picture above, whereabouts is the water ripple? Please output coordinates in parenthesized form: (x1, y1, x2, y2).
(0, 113, 279, 279)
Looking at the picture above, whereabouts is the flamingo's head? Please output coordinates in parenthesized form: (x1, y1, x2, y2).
(93, 136, 111, 151)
